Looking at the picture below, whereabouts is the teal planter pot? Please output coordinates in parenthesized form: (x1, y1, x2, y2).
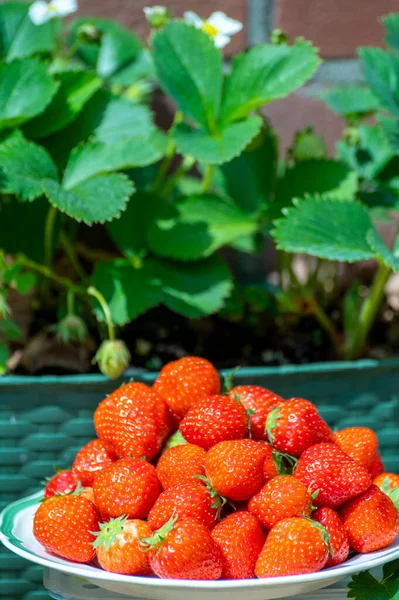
(1, 358, 399, 599)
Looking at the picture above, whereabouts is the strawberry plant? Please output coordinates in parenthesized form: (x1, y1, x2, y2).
(0, 2, 322, 377)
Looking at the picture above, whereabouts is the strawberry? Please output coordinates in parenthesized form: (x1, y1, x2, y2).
(248, 475, 313, 530)
(93, 516, 152, 575)
(33, 495, 100, 563)
(79, 487, 95, 503)
(44, 470, 78, 499)
(294, 442, 371, 509)
(94, 382, 171, 461)
(374, 472, 399, 494)
(369, 453, 385, 478)
(147, 483, 220, 531)
(153, 356, 220, 419)
(205, 439, 268, 502)
(262, 444, 292, 481)
(340, 485, 399, 553)
(142, 517, 223, 580)
(229, 385, 284, 440)
(72, 439, 118, 487)
(211, 512, 265, 579)
(93, 458, 160, 520)
(156, 444, 206, 490)
(312, 507, 350, 567)
(333, 427, 378, 471)
(266, 398, 332, 457)
(179, 395, 248, 450)
(255, 517, 330, 577)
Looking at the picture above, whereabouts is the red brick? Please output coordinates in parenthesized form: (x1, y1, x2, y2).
(77, 0, 247, 53)
(265, 91, 346, 155)
(276, 0, 399, 59)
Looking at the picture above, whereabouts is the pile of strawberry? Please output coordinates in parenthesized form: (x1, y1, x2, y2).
(33, 356, 399, 581)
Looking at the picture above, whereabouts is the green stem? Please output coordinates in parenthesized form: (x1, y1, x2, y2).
(17, 255, 86, 296)
(201, 165, 215, 193)
(60, 231, 88, 281)
(87, 286, 115, 342)
(45, 205, 57, 268)
(152, 140, 175, 194)
(67, 289, 75, 317)
(344, 261, 391, 360)
(66, 38, 81, 60)
(313, 301, 341, 351)
(161, 156, 195, 198)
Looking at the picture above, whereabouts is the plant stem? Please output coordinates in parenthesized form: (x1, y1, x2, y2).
(87, 286, 115, 342)
(60, 231, 88, 281)
(17, 255, 86, 295)
(344, 261, 391, 360)
(152, 141, 176, 194)
(201, 165, 215, 193)
(161, 155, 195, 198)
(67, 289, 75, 316)
(312, 301, 342, 351)
(45, 205, 58, 268)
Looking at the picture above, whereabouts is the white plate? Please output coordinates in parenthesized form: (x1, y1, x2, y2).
(1, 492, 398, 600)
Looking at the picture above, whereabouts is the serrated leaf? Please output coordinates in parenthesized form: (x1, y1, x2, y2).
(337, 125, 394, 180)
(93, 98, 156, 143)
(316, 85, 380, 118)
(273, 159, 357, 218)
(110, 49, 155, 87)
(70, 17, 142, 79)
(359, 48, 399, 119)
(107, 191, 162, 255)
(173, 116, 262, 165)
(24, 69, 102, 139)
(0, 131, 58, 201)
(0, 58, 58, 130)
(156, 255, 233, 318)
(348, 567, 399, 600)
(0, 2, 57, 61)
(0, 341, 10, 375)
(383, 14, 399, 53)
(148, 194, 258, 260)
(43, 173, 134, 225)
(367, 229, 399, 272)
(221, 39, 320, 125)
(220, 121, 278, 215)
(273, 196, 378, 262)
(153, 21, 222, 131)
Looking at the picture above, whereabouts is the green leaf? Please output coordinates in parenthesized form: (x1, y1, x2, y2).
(0, 2, 56, 61)
(0, 58, 58, 130)
(153, 21, 222, 130)
(43, 173, 134, 225)
(0, 342, 10, 375)
(110, 48, 155, 87)
(0, 320, 21, 341)
(93, 98, 157, 143)
(220, 121, 278, 215)
(383, 14, 399, 53)
(337, 125, 394, 180)
(14, 272, 36, 294)
(173, 116, 262, 165)
(107, 191, 162, 255)
(273, 159, 357, 218)
(148, 194, 258, 260)
(272, 196, 377, 262)
(24, 69, 102, 139)
(348, 562, 399, 600)
(0, 131, 58, 201)
(221, 39, 320, 125)
(366, 229, 399, 272)
(156, 255, 233, 318)
(70, 17, 142, 79)
(316, 85, 380, 118)
(359, 48, 399, 119)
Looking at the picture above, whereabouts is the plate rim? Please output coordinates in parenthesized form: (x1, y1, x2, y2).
(1, 491, 399, 591)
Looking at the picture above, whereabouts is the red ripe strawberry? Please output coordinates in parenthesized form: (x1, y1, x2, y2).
(93, 458, 160, 520)
(179, 395, 248, 450)
(312, 507, 350, 567)
(333, 427, 378, 471)
(153, 356, 220, 419)
(147, 483, 220, 531)
(369, 453, 385, 478)
(266, 398, 332, 457)
(72, 439, 118, 487)
(93, 516, 152, 575)
(229, 385, 284, 440)
(44, 470, 78, 499)
(374, 472, 399, 493)
(33, 495, 100, 563)
(248, 475, 313, 530)
(94, 382, 171, 461)
(205, 439, 268, 502)
(294, 443, 372, 509)
(263, 445, 281, 481)
(211, 512, 265, 579)
(156, 444, 206, 490)
(255, 517, 329, 577)
(143, 517, 223, 580)
(340, 485, 399, 553)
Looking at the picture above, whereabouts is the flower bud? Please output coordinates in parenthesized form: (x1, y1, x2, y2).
(93, 339, 131, 379)
(76, 24, 102, 44)
(143, 6, 170, 29)
(271, 29, 289, 45)
(55, 315, 88, 343)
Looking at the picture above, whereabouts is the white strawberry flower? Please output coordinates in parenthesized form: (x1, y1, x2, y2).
(29, 0, 78, 25)
(184, 11, 242, 48)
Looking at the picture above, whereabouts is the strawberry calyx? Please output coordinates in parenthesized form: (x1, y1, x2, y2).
(304, 516, 333, 557)
(380, 477, 399, 511)
(310, 489, 320, 512)
(265, 407, 282, 443)
(223, 366, 241, 393)
(139, 513, 178, 551)
(162, 430, 187, 453)
(271, 448, 298, 475)
(195, 475, 227, 520)
(91, 515, 128, 551)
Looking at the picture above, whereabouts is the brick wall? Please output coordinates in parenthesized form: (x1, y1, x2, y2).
(77, 0, 399, 152)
